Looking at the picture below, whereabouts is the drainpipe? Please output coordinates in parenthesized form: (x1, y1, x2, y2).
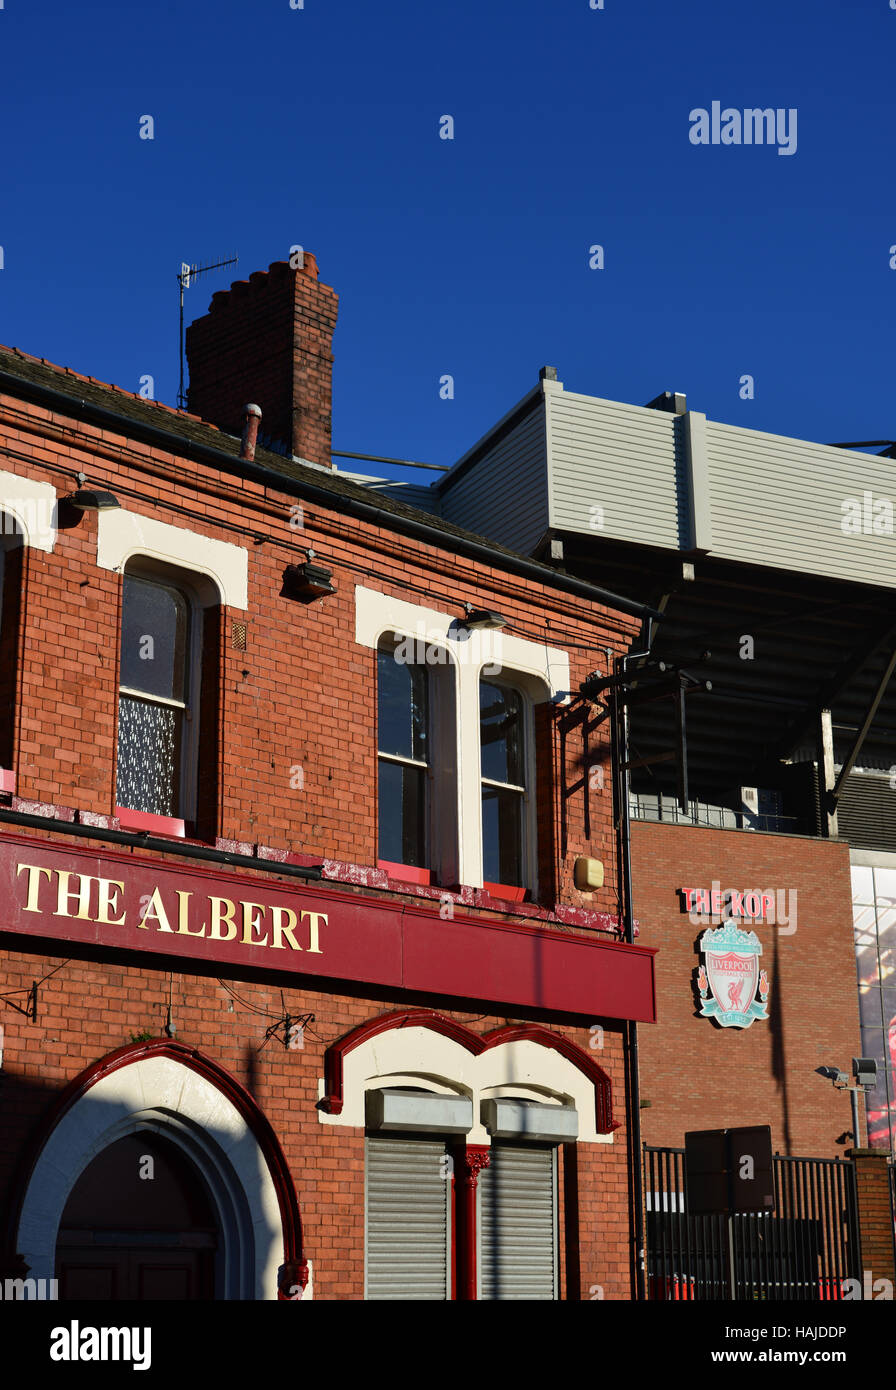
(611, 620, 656, 1302)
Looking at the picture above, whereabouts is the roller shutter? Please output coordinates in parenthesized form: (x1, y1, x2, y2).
(364, 1136, 451, 1300)
(478, 1143, 558, 1300)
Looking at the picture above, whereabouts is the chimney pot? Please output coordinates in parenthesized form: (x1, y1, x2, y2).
(240, 403, 262, 461)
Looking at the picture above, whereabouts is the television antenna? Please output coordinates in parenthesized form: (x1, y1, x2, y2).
(177, 255, 238, 409)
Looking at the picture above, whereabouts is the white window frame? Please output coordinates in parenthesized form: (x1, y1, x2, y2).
(116, 563, 206, 823)
(355, 587, 569, 890)
(0, 471, 57, 552)
(376, 637, 434, 874)
(96, 509, 247, 609)
(478, 673, 537, 893)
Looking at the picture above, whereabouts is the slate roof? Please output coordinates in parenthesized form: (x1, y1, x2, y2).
(0, 343, 549, 570)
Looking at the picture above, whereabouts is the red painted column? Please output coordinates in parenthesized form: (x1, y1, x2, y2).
(460, 1145, 491, 1300)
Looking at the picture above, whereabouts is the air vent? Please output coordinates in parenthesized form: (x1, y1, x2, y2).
(837, 772, 896, 852)
(231, 621, 247, 651)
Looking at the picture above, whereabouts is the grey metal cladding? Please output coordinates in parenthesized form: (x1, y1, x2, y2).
(439, 404, 549, 555)
(705, 421, 896, 585)
(440, 378, 896, 587)
(547, 391, 686, 547)
(343, 477, 442, 513)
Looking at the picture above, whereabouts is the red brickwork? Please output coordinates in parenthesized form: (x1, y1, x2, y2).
(185, 257, 338, 466)
(0, 301, 643, 1299)
(632, 821, 863, 1157)
(574, 1127, 635, 1300)
(850, 1149, 896, 1289)
(0, 381, 636, 900)
(0, 937, 632, 1300)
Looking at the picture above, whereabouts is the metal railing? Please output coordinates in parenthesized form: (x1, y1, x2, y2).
(644, 1146, 861, 1301)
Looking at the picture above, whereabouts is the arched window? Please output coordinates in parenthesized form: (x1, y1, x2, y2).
(116, 563, 217, 833)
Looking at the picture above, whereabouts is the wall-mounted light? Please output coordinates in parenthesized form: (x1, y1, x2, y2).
(574, 857, 604, 891)
(67, 488, 121, 512)
(283, 556, 336, 600)
(462, 606, 507, 630)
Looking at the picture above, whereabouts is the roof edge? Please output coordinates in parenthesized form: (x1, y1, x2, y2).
(0, 366, 659, 623)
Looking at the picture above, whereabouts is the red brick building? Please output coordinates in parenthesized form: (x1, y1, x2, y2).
(632, 821, 861, 1156)
(0, 255, 657, 1301)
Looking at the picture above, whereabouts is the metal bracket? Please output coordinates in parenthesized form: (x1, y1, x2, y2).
(0, 981, 38, 1021)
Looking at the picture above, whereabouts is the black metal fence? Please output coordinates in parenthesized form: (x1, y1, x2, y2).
(644, 1146, 861, 1301)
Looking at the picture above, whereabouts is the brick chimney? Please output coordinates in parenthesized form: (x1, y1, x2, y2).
(185, 255, 338, 467)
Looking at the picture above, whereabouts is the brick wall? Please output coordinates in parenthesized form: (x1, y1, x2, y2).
(850, 1148, 896, 1289)
(0, 379, 637, 914)
(632, 820, 862, 1157)
(0, 348, 644, 1300)
(0, 940, 633, 1300)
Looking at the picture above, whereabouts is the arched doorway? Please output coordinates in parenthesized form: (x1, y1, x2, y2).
(10, 1039, 303, 1300)
(56, 1131, 218, 1300)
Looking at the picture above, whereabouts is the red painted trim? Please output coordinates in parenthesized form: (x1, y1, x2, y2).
(321, 1008, 619, 1134)
(482, 881, 528, 903)
(115, 806, 186, 838)
(0, 768, 15, 794)
(485, 1024, 622, 1133)
(377, 859, 433, 886)
(461, 1145, 491, 1300)
(4, 1038, 303, 1273)
(0, 828, 656, 1021)
(449, 1152, 458, 1302)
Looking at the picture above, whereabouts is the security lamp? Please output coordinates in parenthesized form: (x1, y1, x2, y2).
(463, 608, 507, 630)
(67, 488, 121, 512)
(818, 1063, 866, 1145)
(282, 559, 336, 600)
(853, 1057, 877, 1089)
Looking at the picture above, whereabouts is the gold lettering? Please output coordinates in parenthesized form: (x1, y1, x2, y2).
(270, 905, 301, 950)
(302, 910, 326, 955)
(96, 877, 126, 926)
(56, 870, 94, 920)
(176, 890, 204, 936)
(136, 886, 174, 933)
(16, 863, 52, 913)
(16, 862, 330, 961)
(241, 901, 268, 946)
(208, 897, 237, 941)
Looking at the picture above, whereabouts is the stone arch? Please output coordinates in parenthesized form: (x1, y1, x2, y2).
(318, 1008, 618, 1143)
(9, 1039, 301, 1300)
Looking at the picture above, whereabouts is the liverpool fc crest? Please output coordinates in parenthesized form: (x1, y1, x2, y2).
(696, 921, 770, 1029)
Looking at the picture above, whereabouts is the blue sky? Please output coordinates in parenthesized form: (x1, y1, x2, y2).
(2, 0, 894, 480)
